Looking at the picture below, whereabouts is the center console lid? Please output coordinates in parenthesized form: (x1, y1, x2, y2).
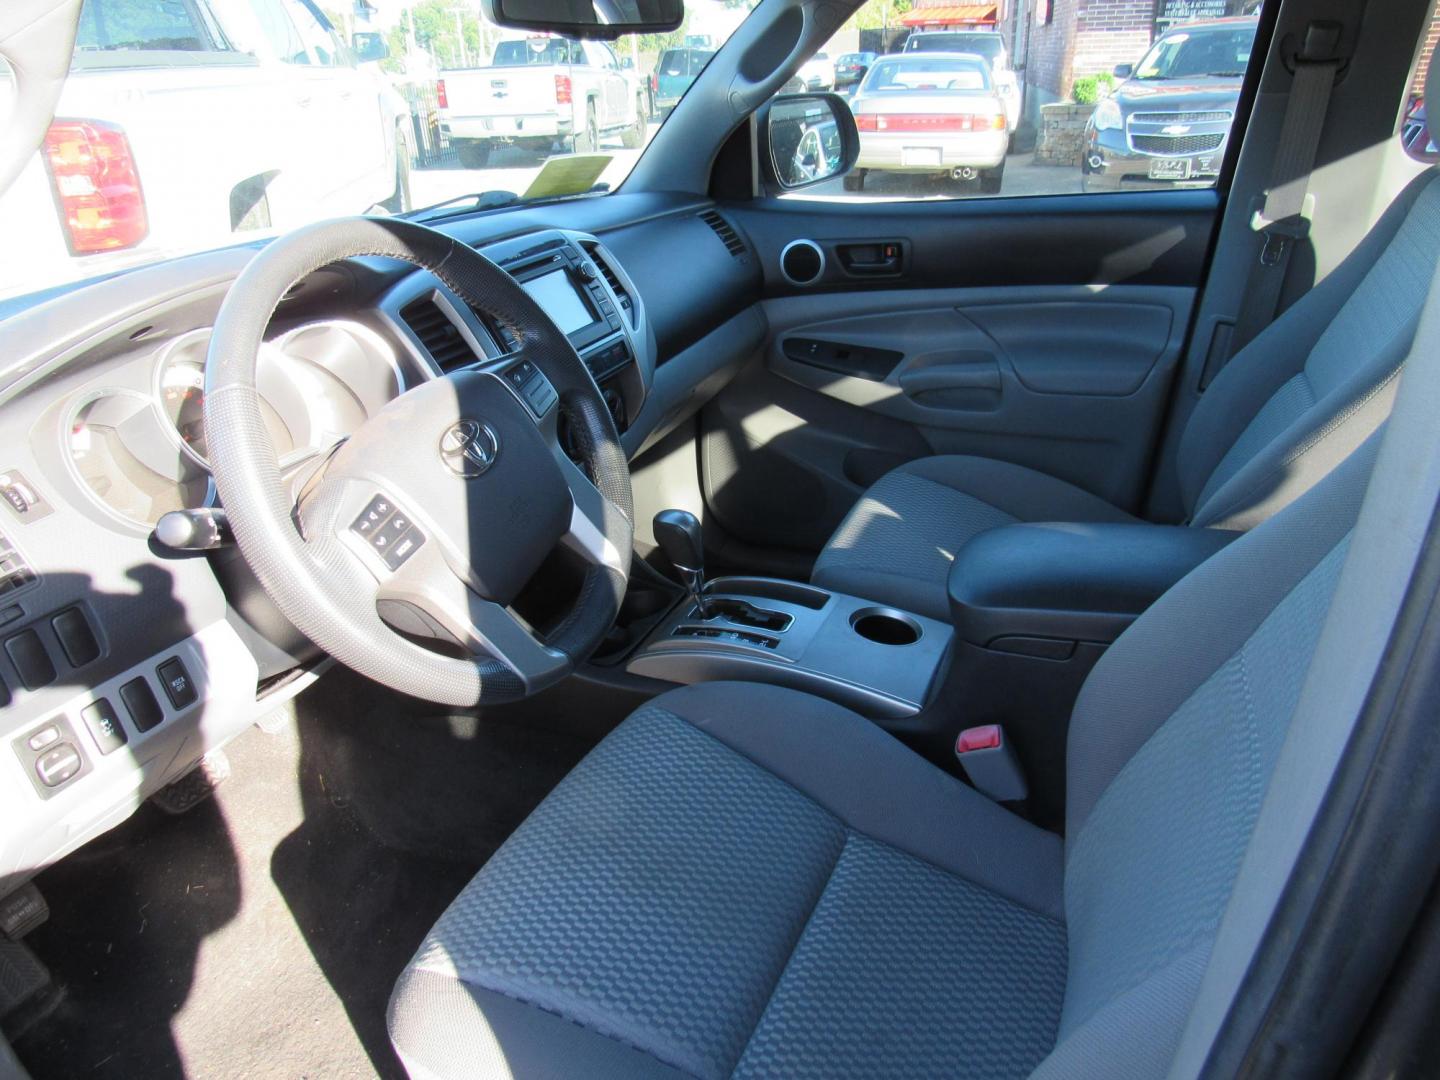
(949, 522, 1240, 650)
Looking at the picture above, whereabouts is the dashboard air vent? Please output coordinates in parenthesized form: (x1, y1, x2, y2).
(582, 242, 633, 325)
(698, 210, 746, 258)
(398, 296, 474, 370)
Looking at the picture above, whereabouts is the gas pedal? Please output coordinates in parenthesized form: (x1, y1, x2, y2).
(149, 749, 231, 815)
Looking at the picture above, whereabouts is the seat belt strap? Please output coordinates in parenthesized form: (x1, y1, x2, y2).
(1229, 22, 1344, 357)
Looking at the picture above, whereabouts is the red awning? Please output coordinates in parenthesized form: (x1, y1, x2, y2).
(899, 4, 998, 26)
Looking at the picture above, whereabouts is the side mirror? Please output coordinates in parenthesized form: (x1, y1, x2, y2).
(758, 93, 859, 192)
(352, 32, 389, 62)
(1112, 62, 1133, 79)
(479, 0, 683, 41)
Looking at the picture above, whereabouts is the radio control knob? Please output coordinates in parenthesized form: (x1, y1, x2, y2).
(578, 262, 597, 281)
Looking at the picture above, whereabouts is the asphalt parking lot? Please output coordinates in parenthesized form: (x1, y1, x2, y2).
(407, 119, 1085, 211)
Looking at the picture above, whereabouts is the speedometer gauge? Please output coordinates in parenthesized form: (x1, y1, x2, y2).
(159, 359, 208, 458)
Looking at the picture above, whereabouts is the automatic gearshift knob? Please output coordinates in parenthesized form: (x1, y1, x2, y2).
(654, 509, 711, 617)
(653, 509, 705, 573)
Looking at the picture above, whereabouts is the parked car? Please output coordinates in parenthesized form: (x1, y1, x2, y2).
(1082, 16, 1259, 191)
(846, 52, 1009, 193)
(798, 50, 836, 90)
(0, 0, 409, 300)
(834, 51, 877, 90)
(654, 47, 714, 116)
(438, 35, 647, 167)
(902, 30, 1019, 130)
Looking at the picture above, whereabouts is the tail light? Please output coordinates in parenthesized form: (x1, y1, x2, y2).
(855, 113, 1004, 133)
(42, 119, 147, 255)
(437, 79, 448, 108)
(555, 74, 572, 105)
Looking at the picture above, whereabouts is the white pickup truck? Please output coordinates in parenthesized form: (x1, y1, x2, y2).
(438, 36, 648, 168)
(0, 0, 408, 300)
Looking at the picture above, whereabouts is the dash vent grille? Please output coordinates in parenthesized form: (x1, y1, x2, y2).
(698, 210, 746, 258)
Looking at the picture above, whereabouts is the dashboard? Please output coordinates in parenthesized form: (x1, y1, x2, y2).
(0, 194, 765, 890)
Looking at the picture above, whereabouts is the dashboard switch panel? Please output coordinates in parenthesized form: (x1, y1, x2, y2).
(0, 531, 37, 595)
(13, 715, 89, 798)
(6, 629, 56, 690)
(120, 677, 164, 733)
(157, 657, 198, 710)
(81, 699, 127, 755)
(52, 607, 101, 668)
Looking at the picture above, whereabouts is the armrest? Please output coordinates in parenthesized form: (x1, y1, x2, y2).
(948, 522, 1240, 648)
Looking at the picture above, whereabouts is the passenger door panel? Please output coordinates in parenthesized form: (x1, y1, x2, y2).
(703, 195, 1216, 555)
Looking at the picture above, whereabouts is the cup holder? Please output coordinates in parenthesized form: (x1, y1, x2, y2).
(849, 607, 922, 646)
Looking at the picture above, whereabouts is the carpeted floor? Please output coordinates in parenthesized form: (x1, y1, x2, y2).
(11, 669, 619, 1079)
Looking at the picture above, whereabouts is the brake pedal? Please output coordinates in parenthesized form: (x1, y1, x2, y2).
(0, 933, 55, 1038)
(150, 749, 231, 815)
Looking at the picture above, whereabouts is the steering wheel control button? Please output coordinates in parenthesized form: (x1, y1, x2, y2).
(439, 420, 501, 478)
(121, 677, 164, 733)
(351, 495, 394, 537)
(81, 699, 127, 755)
(26, 724, 60, 752)
(35, 743, 84, 788)
(6, 629, 56, 690)
(52, 607, 101, 667)
(157, 657, 198, 710)
(381, 528, 425, 571)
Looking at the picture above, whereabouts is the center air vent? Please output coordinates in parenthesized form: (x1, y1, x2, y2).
(398, 296, 474, 370)
(698, 210, 747, 258)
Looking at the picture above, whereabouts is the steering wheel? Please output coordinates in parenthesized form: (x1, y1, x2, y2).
(203, 216, 633, 707)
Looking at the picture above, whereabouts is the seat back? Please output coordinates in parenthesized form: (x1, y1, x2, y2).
(1029, 432, 1376, 1077)
(1176, 166, 1439, 531)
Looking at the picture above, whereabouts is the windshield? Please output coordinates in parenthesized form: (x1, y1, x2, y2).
(1134, 24, 1256, 80)
(906, 33, 1004, 65)
(863, 57, 991, 93)
(0, 0, 755, 301)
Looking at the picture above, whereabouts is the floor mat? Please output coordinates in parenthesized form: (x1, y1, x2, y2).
(11, 670, 602, 1079)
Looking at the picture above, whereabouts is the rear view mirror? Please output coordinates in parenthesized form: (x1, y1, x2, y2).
(479, 0, 684, 41)
(352, 32, 389, 62)
(758, 93, 860, 192)
(1112, 62, 1133, 79)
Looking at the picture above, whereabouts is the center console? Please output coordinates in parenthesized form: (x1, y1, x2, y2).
(627, 577, 954, 720)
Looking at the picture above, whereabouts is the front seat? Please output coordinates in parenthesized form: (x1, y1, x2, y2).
(811, 159, 1440, 620)
(389, 419, 1384, 1077)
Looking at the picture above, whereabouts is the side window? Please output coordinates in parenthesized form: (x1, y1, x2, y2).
(239, 0, 309, 64)
(598, 43, 620, 70)
(74, 0, 224, 53)
(284, 0, 342, 66)
(779, 0, 1268, 201)
(1402, 10, 1438, 162)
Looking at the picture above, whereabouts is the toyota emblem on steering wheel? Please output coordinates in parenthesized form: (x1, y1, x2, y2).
(439, 420, 501, 478)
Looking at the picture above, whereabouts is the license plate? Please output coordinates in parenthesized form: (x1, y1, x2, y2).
(901, 147, 943, 167)
(1149, 157, 1192, 181)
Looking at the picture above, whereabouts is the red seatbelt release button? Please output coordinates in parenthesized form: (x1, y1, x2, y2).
(954, 724, 1027, 803)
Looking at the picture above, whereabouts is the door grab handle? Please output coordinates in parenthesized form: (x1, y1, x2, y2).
(899, 362, 1001, 394)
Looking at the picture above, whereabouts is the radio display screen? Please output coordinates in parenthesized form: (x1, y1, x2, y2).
(521, 269, 595, 336)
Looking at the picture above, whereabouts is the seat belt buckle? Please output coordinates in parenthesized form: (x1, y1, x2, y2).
(954, 725, 1027, 803)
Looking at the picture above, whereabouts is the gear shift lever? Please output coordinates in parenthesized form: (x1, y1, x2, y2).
(653, 509, 711, 618)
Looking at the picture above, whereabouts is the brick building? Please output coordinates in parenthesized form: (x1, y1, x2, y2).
(995, 0, 1253, 128)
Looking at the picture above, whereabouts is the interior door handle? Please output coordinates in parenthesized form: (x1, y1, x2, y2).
(899, 362, 1001, 394)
